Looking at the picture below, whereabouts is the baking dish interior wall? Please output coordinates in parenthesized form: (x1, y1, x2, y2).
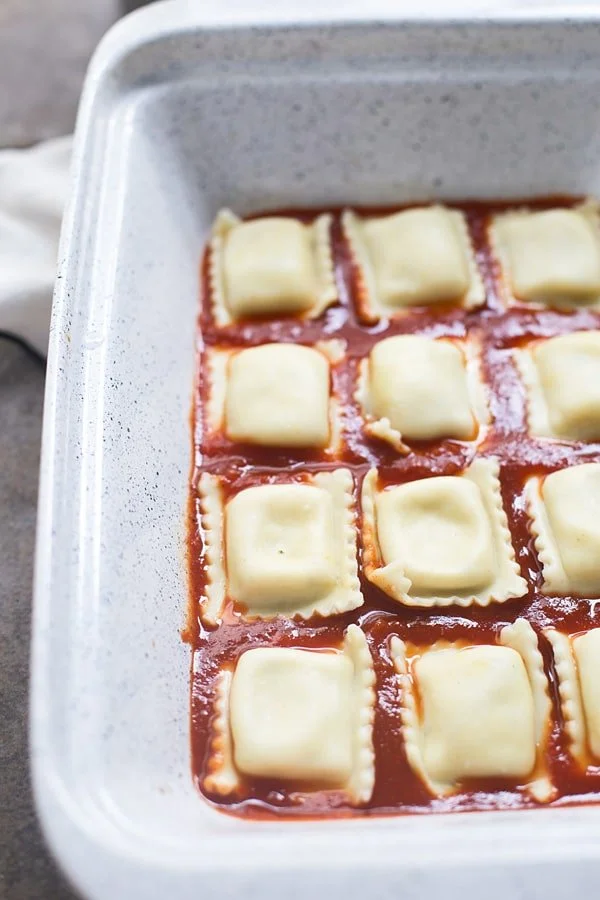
(139, 20, 600, 214)
(83, 19, 600, 842)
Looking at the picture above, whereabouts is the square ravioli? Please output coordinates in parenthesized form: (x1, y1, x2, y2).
(209, 209, 337, 324)
(392, 619, 553, 801)
(545, 628, 600, 766)
(342, 205, 483, 321)
(526, 463, 600, 595)
(356, 334, 488, 450)
(204, 625, 376, 804)
(198, 468, 362, 623)
(516, 331, 600, 441)
(361, 458, 526, 607)
(207, 343, 336, 448)
(492, 204, 600, 307)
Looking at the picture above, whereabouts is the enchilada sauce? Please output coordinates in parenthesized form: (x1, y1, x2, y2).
(187, 200, 600, 818)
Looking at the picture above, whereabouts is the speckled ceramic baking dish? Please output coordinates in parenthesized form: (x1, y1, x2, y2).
(31, 2, 600, 897)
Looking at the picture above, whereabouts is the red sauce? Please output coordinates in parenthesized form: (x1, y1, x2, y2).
(187, 199, 600, 819)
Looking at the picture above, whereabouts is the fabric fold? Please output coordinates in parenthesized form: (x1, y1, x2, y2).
(0, 136, 71, 356)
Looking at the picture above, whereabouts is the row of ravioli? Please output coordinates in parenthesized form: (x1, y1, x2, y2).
(204, 619, 600, 806)
(207, 201, 600, 325)
(203, 328, 600, 454)
(198, 459, 600, 623)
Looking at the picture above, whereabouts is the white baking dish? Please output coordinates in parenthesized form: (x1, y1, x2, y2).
(31, 2, 600, 897)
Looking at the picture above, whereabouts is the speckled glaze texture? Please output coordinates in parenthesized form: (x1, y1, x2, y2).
(31, 2, 600, 899)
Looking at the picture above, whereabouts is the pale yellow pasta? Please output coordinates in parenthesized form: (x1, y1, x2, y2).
(198, 469, 363, 623)
(343, 205, 483, 320)
(492, 203, 600, 307)
(391, 619, 553, 802)
(210, 209, 337, 323)
(355, 335, 488, 450)
(205, 625, 376, 804)
(516, 331, 600, 441)
(361, 458, 526, 607)
(526, 464, 600, 595)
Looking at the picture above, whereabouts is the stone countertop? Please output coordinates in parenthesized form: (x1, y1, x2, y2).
(0, 3, 118, 898)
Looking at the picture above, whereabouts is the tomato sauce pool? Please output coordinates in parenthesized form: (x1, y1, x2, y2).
(185, 200, 600, 819)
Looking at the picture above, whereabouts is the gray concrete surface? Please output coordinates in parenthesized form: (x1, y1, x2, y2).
(0, 342, 76, 899)
(0, 3, 119, 897)
(0, 1, 118, 146)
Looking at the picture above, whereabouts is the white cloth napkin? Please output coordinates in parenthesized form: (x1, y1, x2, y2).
(0, 136, 71, 356)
